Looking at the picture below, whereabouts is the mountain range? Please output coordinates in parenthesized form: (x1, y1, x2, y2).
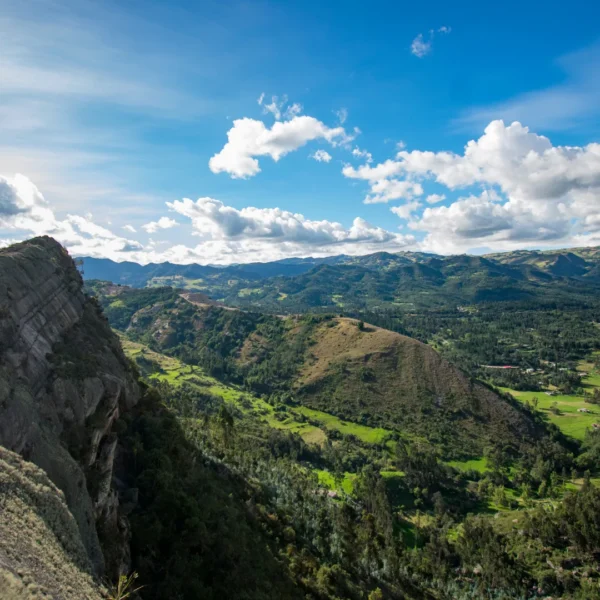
(81, 246, 600, 313)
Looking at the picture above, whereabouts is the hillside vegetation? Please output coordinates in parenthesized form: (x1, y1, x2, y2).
(89, 282, 550, 459)
(81, 246, 600, 313)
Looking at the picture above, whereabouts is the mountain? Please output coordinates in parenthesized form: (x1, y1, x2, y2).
(0, 237, 141, 594)
(90, 282, 548, 457)
(0, 239, 308, 599)
(6, 237, 600, 600)
(80, 246, 600, 314)
(487, 246, 600, 278)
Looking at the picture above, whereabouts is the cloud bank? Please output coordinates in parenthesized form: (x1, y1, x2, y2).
(357, 119, 600, 252)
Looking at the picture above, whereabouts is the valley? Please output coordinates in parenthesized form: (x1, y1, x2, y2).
(3, 238, 600, 600)
(84, 246, 600, 599)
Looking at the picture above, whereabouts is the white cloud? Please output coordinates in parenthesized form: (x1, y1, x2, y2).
(142, 216, 178, 233)
(261, 95, 288, 120)
(335, 108, 348, 124)
(352, 147, 373, 163)
(410, 26, 451, 58)
(391, 201, 421, 220)
(411, 34, 432, 58)
(396, 120, 600, 198)
(123, 224, 137, 233)
(396, 140, 406, 150)
(382, 120, 600, 251)
(257, 92, 265, 105)
(209, 115, 353, 178)
(0, 173, 143, 257)
(310, 150, 333, 163)
(0, 173, 418, 265)
(167, 198, 412, 251)
(284, 103, 303, 119)
(342, 160, 424, 203)
(425, 193, 446, 204)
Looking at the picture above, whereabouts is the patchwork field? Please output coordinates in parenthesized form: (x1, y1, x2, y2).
(293, 406, 391, 444)
(499, 367, 600, 441)
(121, 337, 391, 449)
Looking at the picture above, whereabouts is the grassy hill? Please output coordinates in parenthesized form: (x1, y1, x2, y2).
(291, 317, 544, 455)
(89, 282, 550, 458)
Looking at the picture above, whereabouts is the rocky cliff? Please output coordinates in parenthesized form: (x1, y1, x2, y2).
(0, 237, 141, 590)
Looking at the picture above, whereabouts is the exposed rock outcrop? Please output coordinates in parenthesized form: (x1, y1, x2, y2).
(0, 237, 140, 582)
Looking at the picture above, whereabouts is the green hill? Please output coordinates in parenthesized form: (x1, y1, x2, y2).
(90, 282, 549, 458)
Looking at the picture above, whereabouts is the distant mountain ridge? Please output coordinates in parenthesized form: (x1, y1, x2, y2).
(81, 246, 600, 313)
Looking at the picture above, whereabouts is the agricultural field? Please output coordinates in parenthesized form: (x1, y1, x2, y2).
(293, 406, 391, 444)
(121, 337, 391, 450)
(498, 358, 600, 440)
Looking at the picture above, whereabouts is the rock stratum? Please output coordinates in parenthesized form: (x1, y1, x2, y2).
(0, 237, 141, 597)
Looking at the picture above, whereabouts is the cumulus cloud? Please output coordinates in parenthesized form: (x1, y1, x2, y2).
(123, 224, 137, 233)
(142, 216, 178, 233)
(163, 196, 414, 260)
(342, 160, 424, 203)
(381, 120, 600, 251)
(0, 173, 143, 257)
(310, 150, 333, 163)
(352, 147, 373, 163)
(391, 201, 422, 220)
(425, 193, 446, 204)
(0, 173, 416, 265)
(209, 115, 353, 178)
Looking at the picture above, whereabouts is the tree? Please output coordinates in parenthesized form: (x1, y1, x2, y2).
(217, 405, 235, 447)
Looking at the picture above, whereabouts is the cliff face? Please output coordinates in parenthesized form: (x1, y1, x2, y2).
(0, 237, 140, 582)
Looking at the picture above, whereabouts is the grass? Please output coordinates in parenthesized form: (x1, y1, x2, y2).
(499, 367, 600, 440)
(121, 337, 339, 446)
(293, 406, 391, 444)
(314, 469, 355, 494)
(122, 336, 409, 447)
(447, 457, 489, 473)
(519, 390, 597, 439)
(238, 287, 262, 297)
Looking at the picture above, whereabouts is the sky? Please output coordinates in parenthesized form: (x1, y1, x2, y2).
(1, 0, 600, 264)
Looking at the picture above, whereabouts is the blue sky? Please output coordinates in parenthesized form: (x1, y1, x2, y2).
(1, 0, 600, 263)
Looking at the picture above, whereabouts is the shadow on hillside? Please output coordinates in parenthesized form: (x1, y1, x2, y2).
(120, 387, 303, 600)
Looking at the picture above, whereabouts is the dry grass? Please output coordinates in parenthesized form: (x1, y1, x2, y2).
(0, 446, 104, 600)
(298, 318, 406, 386)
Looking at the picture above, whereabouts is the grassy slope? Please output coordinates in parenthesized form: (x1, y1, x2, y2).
(99, 283, 549, 456)
(121, 337, 393, 447)
(290, 317, 544, 457)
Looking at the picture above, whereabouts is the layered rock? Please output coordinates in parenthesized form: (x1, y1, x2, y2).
(0, 237, 140, 580)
